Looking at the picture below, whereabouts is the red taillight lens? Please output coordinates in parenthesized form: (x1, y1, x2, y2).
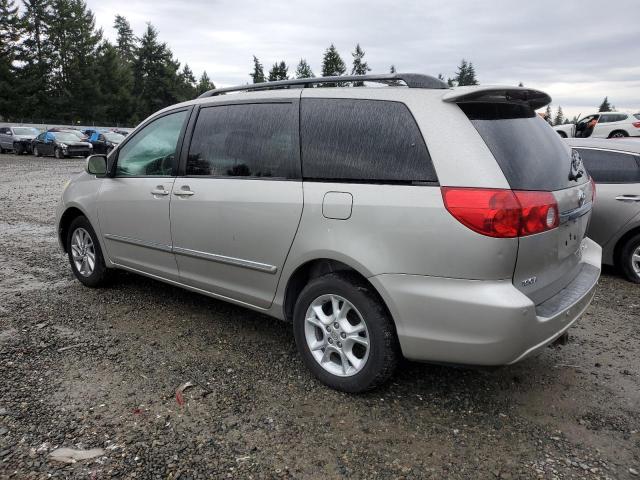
(632, 121, 640, 128)
(441, 187, 559, 238)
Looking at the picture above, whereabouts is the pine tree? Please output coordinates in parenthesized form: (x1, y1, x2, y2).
(454, 59, 479, 86)
(268, 61, 288, 81)
(178, 63, 197, 99)
(18, 0, 54, 120)
(0, 0, 20, 119)
(196, 71, 215, 96)
(544, 105, 553, 124)
(598, 97, 612, 112)
(320, 44, 346, 87)
(132, 23, 181, 121)
(94, 41, 133, 124)
(351, 43, 370, 86)
(295, 59, 313, 78)
(554, 106, 564, 126)
(250, 55, 265, 83)
(113, 14, 135, 63)
(518, 82, 524, 87)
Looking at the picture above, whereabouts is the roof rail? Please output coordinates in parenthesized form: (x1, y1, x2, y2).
(197, 73, 448, 98)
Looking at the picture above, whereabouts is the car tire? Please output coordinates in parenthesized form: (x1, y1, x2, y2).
(33, 146, 41, 157)
(0, 146, 5, 154)
(292, 272, 400, 393)
(13, 143, 24, 155)
(619, 233, 640, 283)
(54, 147, 65, 159)
(66, 216, 111, 288)
(608, 130, 629, 138)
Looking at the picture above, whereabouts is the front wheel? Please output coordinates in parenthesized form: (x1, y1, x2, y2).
(33, 146, 42, 157)
(54, 147, 65, 159)
(66, 216, 111, 288)
(619, 234, 640, 283)
(293, 272, 399, 392)
(13, 143, 24, 155)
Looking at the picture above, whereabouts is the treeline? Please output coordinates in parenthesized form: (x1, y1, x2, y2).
(0, 0, 214, 126)
(0, 0, 481, 126)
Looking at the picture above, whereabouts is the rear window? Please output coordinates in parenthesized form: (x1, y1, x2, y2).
(576, 148, 640, 183)
(301, 98, 437, 183)
(460, 102, 587, 191)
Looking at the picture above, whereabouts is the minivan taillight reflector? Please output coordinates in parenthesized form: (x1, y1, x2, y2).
(441, 187, 559, 238)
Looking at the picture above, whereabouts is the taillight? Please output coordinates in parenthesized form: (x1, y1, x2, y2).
(632, 121, 640, 128)
(441, 187, 559, 238)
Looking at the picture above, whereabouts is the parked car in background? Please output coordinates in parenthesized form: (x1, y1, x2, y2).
(566, 138, 640, 282)
(555, 112, 640, 138)
(56, 74, 601, 392)
(0, 126, 41, 154)
(32, 131, 93, 159)
(87, 131, 125, 155)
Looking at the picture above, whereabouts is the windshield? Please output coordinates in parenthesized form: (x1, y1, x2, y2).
(53, 132, 83, 143)
(13, 127, 39, 136)
(104, 132, 125, 143)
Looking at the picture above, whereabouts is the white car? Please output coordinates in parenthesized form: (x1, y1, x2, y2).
(554, 112, 640, 139)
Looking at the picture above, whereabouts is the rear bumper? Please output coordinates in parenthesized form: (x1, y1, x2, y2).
(369, 238, 602, 365)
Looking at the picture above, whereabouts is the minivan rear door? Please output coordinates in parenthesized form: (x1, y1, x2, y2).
(171, 98, 303, 309)
(456, 98, 593, 304)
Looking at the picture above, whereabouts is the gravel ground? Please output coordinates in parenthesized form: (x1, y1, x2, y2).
(0, 153, 638, 479)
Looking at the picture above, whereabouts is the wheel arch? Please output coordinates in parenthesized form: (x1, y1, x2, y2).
(282, 258, 395, 329)
(613, 224, 640, 267)
(608, 129, 629, 138)
(58, 206, 89, 253)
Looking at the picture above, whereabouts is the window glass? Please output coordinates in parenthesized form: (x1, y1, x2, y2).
(116, 110, 187, 177)
(634, 114, 640, 121)
(577, 148, 640, 183)
(460, 102, 587, 190)
(598, 115, 612, 123)
(301, 98, 436, 183)
(186, 103, 298, 178)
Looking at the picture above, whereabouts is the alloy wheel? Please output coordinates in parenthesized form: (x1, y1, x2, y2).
(70, 227, 96, 277)
(304, 294, 370, 377)
(632, 245, 640, 277)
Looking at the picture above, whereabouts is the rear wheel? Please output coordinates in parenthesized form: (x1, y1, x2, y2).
(13, 143, 24, 155)
(608, 130, 629, 138)
(292, 272, 399, 392)
(619, 233, 640, 283)
(66, 216, 111, 288)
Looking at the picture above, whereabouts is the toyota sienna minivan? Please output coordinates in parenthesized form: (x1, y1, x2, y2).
(56, 73, 601, 392)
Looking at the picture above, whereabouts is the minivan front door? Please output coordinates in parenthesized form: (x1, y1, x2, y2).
(170, 100, 303, 308)
(97, 109, 189, 280)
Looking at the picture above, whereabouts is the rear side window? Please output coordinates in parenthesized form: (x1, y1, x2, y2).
(301, 98, 437, 183)
(460, 102, 586, 191)
(576, 148, 640, 183)
(186, 103, 299, 178)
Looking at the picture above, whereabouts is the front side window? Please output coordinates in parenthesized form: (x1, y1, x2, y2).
(301, 98, 437, 183)
(186, 103, 299, 178)
(115, 110, 187, 177)
(578, 148, 640, 183)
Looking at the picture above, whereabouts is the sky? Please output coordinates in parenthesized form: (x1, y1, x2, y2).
(88, 0, 640, 120)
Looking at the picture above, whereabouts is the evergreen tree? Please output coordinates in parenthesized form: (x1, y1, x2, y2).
(94, 41, 133, 124)
(388, 65, 402, 86)
(518, 82, 524, 87)
(250, 55, 265, 83)
(18, 0, 54, 120)
(454, 59, 479, 86)
(351, 43, 370, 86)
(295, 59, 313, 78)
(48, 0, 102, 123)
(132, 23, 181, 121)
(320, 44, 346, 87)
(544, 105, 553, 124)
(178, 63, 197, 99)
(268, 60, 288, 81)
(113, 14, 135, 63)
(0, 0, 20, 119)
(553, 106, 564, 126)
(598, 97, 612, 112)
(196, 70, 215, 96)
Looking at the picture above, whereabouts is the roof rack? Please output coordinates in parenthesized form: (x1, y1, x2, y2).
(197, 73, 448, 98)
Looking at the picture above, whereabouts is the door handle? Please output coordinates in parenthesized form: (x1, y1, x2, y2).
(615, 195, 640, 202)
(150, 187, 169, 196)
(174, 186, 195, 197)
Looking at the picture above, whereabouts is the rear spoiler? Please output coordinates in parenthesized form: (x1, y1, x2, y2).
(442, 85, 551, 110)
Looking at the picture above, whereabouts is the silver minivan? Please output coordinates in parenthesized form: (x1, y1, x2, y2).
(56, 74, 602, 392)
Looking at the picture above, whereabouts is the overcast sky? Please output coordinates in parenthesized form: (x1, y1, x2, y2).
(88, 0, 639, 119)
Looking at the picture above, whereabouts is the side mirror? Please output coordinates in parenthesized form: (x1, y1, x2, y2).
(86, 154, 108, 176)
